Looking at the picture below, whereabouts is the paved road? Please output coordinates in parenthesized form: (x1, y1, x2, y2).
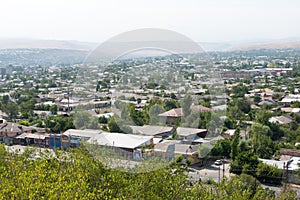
(188, 163, 231, 183)
(188, 162, 300, 198)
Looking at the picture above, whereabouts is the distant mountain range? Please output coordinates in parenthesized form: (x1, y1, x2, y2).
(1, 37, 300, 53)
(0, 38, 98, 51)
(227, 41, 300, 51)
(200, 37, 300, 51)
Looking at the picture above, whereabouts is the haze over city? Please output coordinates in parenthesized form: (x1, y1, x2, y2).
(0, 0, 300, 43)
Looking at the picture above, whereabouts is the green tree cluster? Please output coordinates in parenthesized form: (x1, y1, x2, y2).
(0, 145, 295, 199)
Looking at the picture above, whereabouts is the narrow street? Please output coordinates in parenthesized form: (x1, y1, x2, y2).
(188, 162, 300, 198)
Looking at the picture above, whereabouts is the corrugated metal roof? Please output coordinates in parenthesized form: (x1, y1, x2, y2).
(176, 127, 207, 137)
(89, 133, 153, 149)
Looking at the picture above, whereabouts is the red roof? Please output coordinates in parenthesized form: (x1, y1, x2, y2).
(158, 105, 211, 117)
(191, 105, 212, 112)
(158, 108, 183, 117)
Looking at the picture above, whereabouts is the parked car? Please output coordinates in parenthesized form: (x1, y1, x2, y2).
(214, 159, 222, 165)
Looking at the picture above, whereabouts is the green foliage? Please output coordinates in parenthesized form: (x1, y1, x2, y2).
(248, 123, 275, 158)
(228, 105, 244, 120)
(0, 144, 295, 199)
(3, 101, 19, 119)
(221, 174, 266, 199)
(230, 151, 259, 176)
(224, 117, 236, 129)
(211, 139, 231, 157)
(254, 110, 273, 126)
(129, 104, 148, 126)
(1, 95, 9, 104)
(256, 163, 283, 185)
(50, 104, 58, 115)
(19, 98, 36, 114)
(73, 110, 100, 130)
(45, 115, 75, 133)
(163, 99, 178, 111)
(181, 94, 192, 116)
(232, 83, 249, 97)
(19, 120, 30, 126)
(107, 116, 121, 132)
(181, 110, 211, 129)
(98, 116, 108, 124)
(149, 104, 165, 125)
(198, 143, 212, 158)
(254, 95, 261, 104)
(107, 116, 132, 133)
(230, 128, 240, 159)
(235, 98, 251, 114)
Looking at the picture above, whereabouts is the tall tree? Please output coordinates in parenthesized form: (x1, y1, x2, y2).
(181, 94, 192, 117)
(4, 101, 19, 120)
(230, 127, 240, 160)
(248, 123, 274, 158)
(149, 104, 165, 125)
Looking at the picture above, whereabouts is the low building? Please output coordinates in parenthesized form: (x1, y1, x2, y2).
(130, 125, 175, 139)
(176, 127, 207, 140)
(15, 133, 49, 147)
(48, 134, 61, 149)
(154, 141, 200, 164)
(269, 116, 293, 125)
(61, 129, 102, 149)
(281, 94, 300, 105)
(88, 132, 153, 160)
(158, 105, 211, 126)
(0, 122, 33, 145)
(278, 148, 300, 184)
(158, 108, 182, 126)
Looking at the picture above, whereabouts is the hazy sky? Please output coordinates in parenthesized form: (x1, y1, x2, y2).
(1, 0, 300, 43)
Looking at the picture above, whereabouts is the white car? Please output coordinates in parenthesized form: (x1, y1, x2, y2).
(214, 160, 222, 165)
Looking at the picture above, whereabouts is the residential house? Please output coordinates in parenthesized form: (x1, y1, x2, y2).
(0, 122, 33, 145)
(176, 127, 207, 141)
(130, 125, 175, 140)
(154, 141, 200, 164)
(158, 105, 211, 126)
(281, 94, 300, 106)
(269, 116, 293, 125)
(15, 132, 49, 147)
(278, 149, 300, 184)
(61, 129, 102, 149)
(88, 132, 153, 160)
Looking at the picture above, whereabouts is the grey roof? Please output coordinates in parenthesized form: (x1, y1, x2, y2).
(176, 127, 207, 137)
(0, 122, 33, 133)
(269, 116, 292, 124)
(281, 94, 300, 103)
(89, 132, 153, 149)
(16, 133, 49, 140)
(154, 142, 199, 155)
(158, 105, 211, 117)
(258, 100, 274, 105)
(130, 125, 174, 136)
(212, 104, 227, 111)
(63, 129, 102, 140)
(187, 136, 211, 144)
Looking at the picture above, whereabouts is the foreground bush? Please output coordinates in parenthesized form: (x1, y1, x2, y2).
(0, 145, 296, 199)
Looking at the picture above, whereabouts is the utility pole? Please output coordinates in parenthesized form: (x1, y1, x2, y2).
(67, 86, 70, 113)
(283, 162, 287, 191)
(282, 161, 291, 187)
(222, 158, 225, 179)
(283, 162, 286, 182)
(218, 164, 221, 185)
